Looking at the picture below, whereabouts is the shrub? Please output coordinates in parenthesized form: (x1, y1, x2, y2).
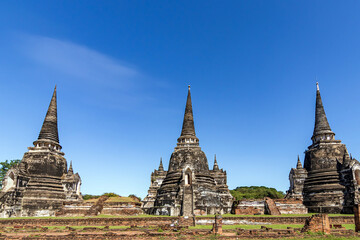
(230, 186, 285, 200)
(82, 194, 100, 200)
(103, 192, 120, 197)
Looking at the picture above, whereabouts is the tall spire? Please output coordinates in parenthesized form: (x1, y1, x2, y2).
(213, 154, 219, 171)
(158, 157, 164, 171)
(343, 149, 351, 167)
(38, 86, 59, 143)
(312, 82, 334, 143)
(68, 161, 74, 175)
(296, 155, 302, 169)
(177, 86, 199, 148)
(180, 85, 196, 137)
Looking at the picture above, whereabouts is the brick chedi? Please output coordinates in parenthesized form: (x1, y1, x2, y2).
(285, 156, 308, 200)
(143, 86, 233, 216)
(286, 83, 360, 213)
(0, 87, 82, 217)
(142, 158, 167, 213)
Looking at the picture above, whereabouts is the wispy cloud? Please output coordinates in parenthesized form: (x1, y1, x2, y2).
(18, 34, 140, 88)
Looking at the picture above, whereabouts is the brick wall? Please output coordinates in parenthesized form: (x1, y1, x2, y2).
(56, 201, 143, 217)
(0, 216, 353, 227)
(232, 199, 308, 215)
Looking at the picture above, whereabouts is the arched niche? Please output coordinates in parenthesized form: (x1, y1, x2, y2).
(184, 168, 192, 186)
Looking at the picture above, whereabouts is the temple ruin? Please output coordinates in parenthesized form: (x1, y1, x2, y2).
(0, 87, 82, 217)
(142, 86, 233, 216)
(286, 83, 360, 213)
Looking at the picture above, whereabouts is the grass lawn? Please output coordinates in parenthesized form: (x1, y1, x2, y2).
(190, 224, 355, 230)
(207, 238, 360, 240)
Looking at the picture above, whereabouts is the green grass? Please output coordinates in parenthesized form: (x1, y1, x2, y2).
(190, 224, 355, 230)
(205, 237, 360, 240)
(342, 224, 356, 230)
(156, 236, 360, 240)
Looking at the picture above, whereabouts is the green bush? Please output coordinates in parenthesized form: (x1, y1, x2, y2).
(103, 192, 119, 197)
(82, 194, 100, 200)
(230, 186, 285, 200)
(0, 159, 21, 188)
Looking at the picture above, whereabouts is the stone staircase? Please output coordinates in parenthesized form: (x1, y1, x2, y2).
(182, 185, 193, 216)
(264, 197, 281, 215)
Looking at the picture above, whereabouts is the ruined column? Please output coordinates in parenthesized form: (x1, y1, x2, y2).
(211, 215, 223, 235)
(301, 214, 330, 234)
(354, 204, 360, 232)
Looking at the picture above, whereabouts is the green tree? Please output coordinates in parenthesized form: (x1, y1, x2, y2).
(82, 194, 100, 200)
(0, 159, 21, 188)
(103, 192, 119, 197)
(230, 186, 285, 200)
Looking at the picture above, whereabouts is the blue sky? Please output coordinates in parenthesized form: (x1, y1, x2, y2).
(1, 1, 360, 197)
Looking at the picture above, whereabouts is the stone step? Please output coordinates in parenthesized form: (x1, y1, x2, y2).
(305, 172, 340, 179)
(304, 176, 341, 184)
(305, 175, 340, 180)
(26, 183, 64, 190)
(29, 177, 62, 183)
(162, 179, 181, 185)
(304, 184, 345, 192)
(27, 182, 63, 188)
(29, 175, 62, 180)
(264, 197, 281, 215)
(24, 185, 65, 192)
(184, 186, 193, 194)
(304, 180, 342, 187)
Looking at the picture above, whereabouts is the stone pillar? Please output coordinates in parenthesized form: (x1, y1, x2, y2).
(211, 215, 223, 235)
(354, 204, 360, 232)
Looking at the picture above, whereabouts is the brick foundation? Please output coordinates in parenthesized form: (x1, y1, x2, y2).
(232, 198, 308, 215)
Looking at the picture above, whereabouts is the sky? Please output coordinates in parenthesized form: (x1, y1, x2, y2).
(1, 1, 360, 198)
